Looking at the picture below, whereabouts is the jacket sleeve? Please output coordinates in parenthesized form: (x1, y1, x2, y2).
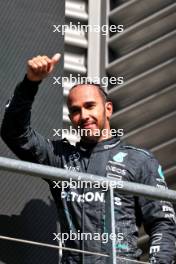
(1, 75, 61, 167)
(138, 156, 176, 263)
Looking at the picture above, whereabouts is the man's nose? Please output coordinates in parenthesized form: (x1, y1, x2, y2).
(80, 108, 89, 120)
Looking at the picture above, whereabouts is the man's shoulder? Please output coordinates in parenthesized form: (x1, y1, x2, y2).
(121, 143, 153, 157)
(116, 143, 160, 179)
(119, 142, 155, 164)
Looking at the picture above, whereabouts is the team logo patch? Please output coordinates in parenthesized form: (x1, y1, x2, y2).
(113, 152, 127, 163)
(158, 165, 164, 179)
(69, 152, 80, 161)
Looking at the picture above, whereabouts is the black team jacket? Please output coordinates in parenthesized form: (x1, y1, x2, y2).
(1, 76, 176, 264)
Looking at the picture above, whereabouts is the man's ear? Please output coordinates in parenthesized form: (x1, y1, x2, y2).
(105, 101, 113, 120)
(68, 113, 72, 122)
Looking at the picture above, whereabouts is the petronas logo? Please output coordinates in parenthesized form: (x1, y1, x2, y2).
(113, 152, 127, 163)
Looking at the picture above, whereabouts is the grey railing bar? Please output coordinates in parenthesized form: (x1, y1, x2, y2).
(0, 157, 176, 203)
(0, 235, 149, 262)
(105, 187, 116, 264)
(0, 235, 108, 257)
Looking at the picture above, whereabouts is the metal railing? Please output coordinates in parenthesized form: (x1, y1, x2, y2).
(0, 156, 176, 264)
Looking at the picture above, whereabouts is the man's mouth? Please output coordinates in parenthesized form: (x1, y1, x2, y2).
(81, 123, 96, 129)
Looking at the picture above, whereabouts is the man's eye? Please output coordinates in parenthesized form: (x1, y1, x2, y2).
(86, 104, 95, 109)
(70, 108, 80, 114)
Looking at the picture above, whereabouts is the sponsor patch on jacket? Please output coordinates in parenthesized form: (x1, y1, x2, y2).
(113, 152, 127, 163)
(68, 152, 80, 161)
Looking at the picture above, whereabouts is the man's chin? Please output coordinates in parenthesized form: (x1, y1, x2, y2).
(80, 134, 100, 143)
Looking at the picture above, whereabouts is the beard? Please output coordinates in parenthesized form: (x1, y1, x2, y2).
(78, 114, 106, 142)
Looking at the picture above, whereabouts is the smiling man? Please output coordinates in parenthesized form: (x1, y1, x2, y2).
(1, 54, 176, 264)
(67, 83, 113, 142)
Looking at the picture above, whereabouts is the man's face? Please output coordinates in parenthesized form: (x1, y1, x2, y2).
(67, 84, 113, 142)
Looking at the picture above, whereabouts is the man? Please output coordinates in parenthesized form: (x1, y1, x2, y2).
(1, 54, 176, 264)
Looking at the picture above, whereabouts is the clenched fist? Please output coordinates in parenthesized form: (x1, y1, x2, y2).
(27, 53, 61, 81)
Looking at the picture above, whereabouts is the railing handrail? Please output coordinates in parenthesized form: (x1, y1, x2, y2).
(0, 156, 176, 203)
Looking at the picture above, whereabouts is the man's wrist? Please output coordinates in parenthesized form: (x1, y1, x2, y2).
(14, 74, 41, 101)
(24, 74, 42, 86)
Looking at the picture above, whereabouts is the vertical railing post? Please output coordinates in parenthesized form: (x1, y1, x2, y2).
(105, 187, 116, 264)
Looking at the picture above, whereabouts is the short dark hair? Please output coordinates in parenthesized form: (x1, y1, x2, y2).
(69, 81, 111, 103)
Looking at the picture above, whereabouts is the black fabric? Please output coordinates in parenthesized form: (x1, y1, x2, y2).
(1, 78, 176, 264)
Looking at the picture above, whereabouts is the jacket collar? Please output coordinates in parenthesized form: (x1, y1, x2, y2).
(76, 136, 120, 153)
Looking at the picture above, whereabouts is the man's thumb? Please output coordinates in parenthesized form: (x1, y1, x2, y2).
(51, 53, 61, 65)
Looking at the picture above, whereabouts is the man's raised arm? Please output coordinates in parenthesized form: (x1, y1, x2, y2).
(1, 54, 61, 165)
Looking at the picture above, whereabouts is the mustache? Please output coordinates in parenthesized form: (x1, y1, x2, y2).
(78, 119, 97, 128)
